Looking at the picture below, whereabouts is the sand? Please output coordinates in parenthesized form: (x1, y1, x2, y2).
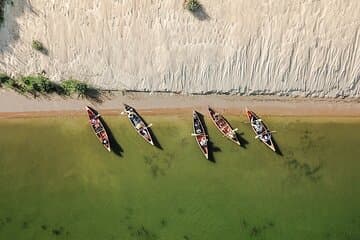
(0, 89, 359, 118)
(1, 0, 360, 97)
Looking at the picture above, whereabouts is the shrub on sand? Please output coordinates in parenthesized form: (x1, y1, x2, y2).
(1, 72, 97, 100)
(0, 72, 15, 88)
(60, 79, 89, 97)
(184, 0, 201, 12)
(15, 75, 54, 95)
(31, 40, 48, 54)
(0, 72, 11, 85)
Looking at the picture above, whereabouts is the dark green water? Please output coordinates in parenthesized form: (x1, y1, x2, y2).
(0, 115, 359, 240)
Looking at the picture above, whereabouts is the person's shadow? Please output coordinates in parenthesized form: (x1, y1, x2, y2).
(236, 132, 249, 148)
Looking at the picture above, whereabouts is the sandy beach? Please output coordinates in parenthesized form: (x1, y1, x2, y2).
(1, 0, 360, 97)
(0, 90, 359, 118)
(1, 1, 360, 118)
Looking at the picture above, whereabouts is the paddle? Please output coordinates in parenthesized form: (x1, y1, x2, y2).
(120, 111, 131, 115)
(255, 131, 276, 139)
(191, 133, 208, 137)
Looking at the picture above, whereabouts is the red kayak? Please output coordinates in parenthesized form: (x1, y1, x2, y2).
(208, 107, 240, 146)
(86, 106, 111, 152)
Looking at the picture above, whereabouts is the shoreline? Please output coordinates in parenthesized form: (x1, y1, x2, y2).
(1, 110, 360, 120)
(1, 90, 360, 118)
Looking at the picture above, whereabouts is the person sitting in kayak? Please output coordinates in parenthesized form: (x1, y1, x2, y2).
(200, 136, 207, 146)
(129, 113, 141, 128)
(95, 125, 103, 133)
(140, 129, 146, 136)
(227, 130, 235, 138)
(259, 133, 270, 142)
(251, 118, 263, 133)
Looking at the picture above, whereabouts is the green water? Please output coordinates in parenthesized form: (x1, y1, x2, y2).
(0, 115, 359, 240)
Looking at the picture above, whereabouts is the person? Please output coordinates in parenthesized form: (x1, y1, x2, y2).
(260, 133, 270, 142)
(251, 119, 263, 133)
(227, 131, 234, 138)
(200, 136, 207, 146)
(194, 119, 199, 127)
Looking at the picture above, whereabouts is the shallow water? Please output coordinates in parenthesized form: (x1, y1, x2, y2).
(0, 115, 359, 240)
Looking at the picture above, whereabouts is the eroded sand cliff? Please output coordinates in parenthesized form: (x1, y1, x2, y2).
(0, 0, 359, 97)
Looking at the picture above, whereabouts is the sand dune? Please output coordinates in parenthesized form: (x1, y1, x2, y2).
(0, 0, 360, 97)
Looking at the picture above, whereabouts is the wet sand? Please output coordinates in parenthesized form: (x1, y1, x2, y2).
(0, 90, 359, 118)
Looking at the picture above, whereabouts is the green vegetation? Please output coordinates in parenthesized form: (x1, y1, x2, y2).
(0, 116, 360, 239)
(0, 73, 99, 99)
(0, 72, 14, 88)
(31, 40, 48, 54)
(16, 75, 54, 95)
(31, 40, 44, 51)
(0, 73, 53, 96)
(184, 0, 201, 12)
(0, 72, 10, 85)
(60, 79, 89, 97)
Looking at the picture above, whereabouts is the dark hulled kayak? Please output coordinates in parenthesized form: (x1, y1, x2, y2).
(86, 106, 111, 152)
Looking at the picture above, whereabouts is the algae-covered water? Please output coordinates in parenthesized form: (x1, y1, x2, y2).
(0, 115, 359, 240)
